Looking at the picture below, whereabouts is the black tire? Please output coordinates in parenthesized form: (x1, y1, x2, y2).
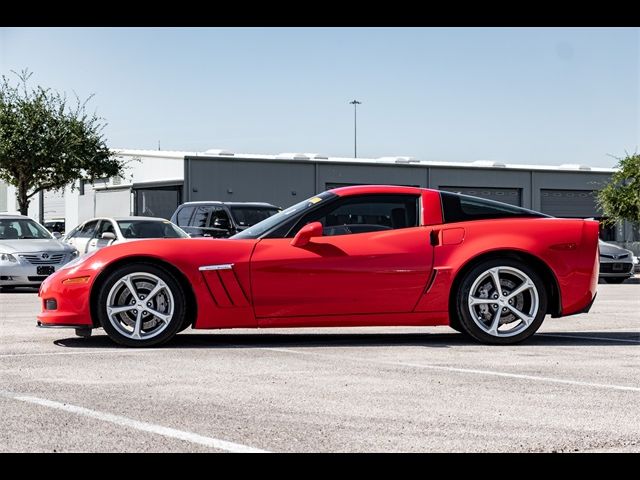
(455, 258, 548, 345)
(603, 277, 627, 284)
(447, 313, 465, 334)
(96, 262, 187, 347)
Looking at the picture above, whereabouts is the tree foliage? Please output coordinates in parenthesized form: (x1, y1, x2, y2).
(597, 153, 640, 225)
(0, 70, 125, 214)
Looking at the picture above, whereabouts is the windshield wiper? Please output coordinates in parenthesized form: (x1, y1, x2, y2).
(20, 236, 37, 239)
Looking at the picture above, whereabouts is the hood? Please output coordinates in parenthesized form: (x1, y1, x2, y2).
(599, 240, 632, 256)
(0, 239, 75, 254)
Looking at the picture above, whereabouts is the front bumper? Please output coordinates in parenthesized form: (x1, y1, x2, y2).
(0, 262, 53, 286)
(598, 261, 634, 278)
(36, 271, 95, 327)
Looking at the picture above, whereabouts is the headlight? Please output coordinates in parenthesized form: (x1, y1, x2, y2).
(0, 253, 17, 263)
(70, 250, 79, 258)
(59, 249, 98, 271)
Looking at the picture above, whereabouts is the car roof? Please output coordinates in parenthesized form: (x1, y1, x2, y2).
(178, 201, 279, 208)
(329, 185, 432, 197)
(83, 216, 171, 222)
(0, 214, 31, 220)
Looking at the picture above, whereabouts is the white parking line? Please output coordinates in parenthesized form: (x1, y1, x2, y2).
(0, 390, 269, 453)
(0, 349, 161, 358)
(258, 348, 640, 393)
(540, 333, 640, 344)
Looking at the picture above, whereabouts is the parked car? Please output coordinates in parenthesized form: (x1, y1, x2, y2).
(62, 217, 189, 254)
(171, 201, 281, 238)
(44, 219, 66, 235)
(38, 186, 600, 347)
(0, 214, 78, 291)
(598, 240, 635, 283)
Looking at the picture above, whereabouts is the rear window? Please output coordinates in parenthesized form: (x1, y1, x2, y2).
(441, 192, 548, 223)
(229, 206, 280, 227)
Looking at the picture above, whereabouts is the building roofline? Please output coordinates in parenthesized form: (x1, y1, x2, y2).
(113, 148, 617, 173)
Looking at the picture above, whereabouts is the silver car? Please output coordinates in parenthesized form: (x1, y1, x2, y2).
(62, 216, 189, 254)
(0, 214, 79, 291)
(599, 239, 635, 284)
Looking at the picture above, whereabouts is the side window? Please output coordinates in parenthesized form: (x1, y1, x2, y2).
(64, 225, 80, 240)
(291, 195, 419, 237)
(209, 207, 231, 229)
(191, 206, 212, 228)
(76, 220, 99, 238)
(176, 206, 195, 226)
(97, 220, 116, 236)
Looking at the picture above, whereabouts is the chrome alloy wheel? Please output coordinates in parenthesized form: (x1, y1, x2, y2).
(105, 272, 175, 341)
(467, 266, 540, 338)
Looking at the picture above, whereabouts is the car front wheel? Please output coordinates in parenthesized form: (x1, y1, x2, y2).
(456, 259, 548, 345)
(96, 263, 186, 347)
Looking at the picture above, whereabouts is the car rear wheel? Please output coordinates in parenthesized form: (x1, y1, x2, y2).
(456, 259, 547, 345)
(603, 277, 627, 284)
(96, 263, 186, 347)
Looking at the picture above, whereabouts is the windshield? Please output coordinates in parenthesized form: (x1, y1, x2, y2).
(0, 218, 52, 240)
(229, 206, 281, 227)
(117, 220, 190, 239)
(231, 192, 336, 239)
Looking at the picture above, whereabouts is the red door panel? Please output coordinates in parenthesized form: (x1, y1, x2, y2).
(250, 227, 434, 320)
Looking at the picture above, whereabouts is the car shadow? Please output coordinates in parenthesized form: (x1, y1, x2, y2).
(0, 287, 39, 294)
(53, 330, 640, 349)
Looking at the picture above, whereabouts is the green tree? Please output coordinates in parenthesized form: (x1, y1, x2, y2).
(597, 153, 640, 225)
(0, 70, 124, 215)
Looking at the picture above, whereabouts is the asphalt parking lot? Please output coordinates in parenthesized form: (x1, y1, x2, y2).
(1, 279, 639, 453)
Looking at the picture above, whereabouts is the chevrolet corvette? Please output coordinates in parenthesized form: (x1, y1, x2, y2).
(37, 185, 600, 346)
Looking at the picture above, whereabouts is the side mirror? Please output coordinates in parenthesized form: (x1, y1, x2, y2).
(52, 232, 62, 239)
(101, 232, 116, 240)
(291, 221, 323, 248)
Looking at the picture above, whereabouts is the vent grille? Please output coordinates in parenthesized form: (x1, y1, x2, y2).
(20, 253, 65, 265)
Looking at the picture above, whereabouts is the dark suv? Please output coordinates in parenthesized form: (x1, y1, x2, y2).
(170, 201, 281, 238)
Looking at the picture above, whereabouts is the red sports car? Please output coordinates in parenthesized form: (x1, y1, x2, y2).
(37, 186, 600, 346)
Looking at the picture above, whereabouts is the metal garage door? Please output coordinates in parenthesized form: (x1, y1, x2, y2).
(439, 186, 522, 206)
(540, 189, 599, 218)
(95, 188, 132, 218)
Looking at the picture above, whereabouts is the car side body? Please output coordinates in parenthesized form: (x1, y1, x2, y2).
(37, 186, 600, 346)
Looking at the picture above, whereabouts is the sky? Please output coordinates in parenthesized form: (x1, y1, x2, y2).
(1, 27, 638, 167)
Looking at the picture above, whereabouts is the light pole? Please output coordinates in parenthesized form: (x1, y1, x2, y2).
(349, 99, 361, 158)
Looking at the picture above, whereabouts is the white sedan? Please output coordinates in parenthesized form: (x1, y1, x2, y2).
(62, 217, 190, 254)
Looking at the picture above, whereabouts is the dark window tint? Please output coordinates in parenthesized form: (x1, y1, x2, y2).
(117, 220, 188, 239)
(191, 207, 212, 228)
(176, 206, 195, 226)
(292, 194, 419, 237)
(441, 192, 547, 223)
(75, 220, 99, 238)
(209, 208, 231, 229)
(229, 207, 280, 227)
